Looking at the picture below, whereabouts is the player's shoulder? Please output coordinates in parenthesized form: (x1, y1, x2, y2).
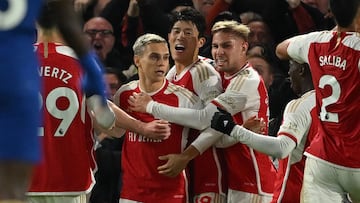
(35, 43, 78, 59)
(54, 44, 78, 59)
(229, 64, 260, 88)
(285, 90, 315, 114)
(191, 59, 220, 79)
(113, 80, 138, 105)
(165, 82, 199, 103)
(166, 82, 194, 94)
(343, 32, 360, 50)
(117, 80, 138, 92)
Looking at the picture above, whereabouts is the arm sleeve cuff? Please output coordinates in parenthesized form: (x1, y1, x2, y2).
(230, 125, 296, 158)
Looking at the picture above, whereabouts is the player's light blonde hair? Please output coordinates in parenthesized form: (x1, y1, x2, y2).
(211, 20, 250, 42)
(132, 33, 167, 56)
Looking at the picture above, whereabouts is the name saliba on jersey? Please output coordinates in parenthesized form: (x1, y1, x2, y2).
(319, 55, 347, 70)
(39, 66, 73, 84)
(128, 131, 162, 142)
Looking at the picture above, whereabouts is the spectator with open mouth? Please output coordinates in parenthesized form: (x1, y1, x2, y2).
(83, 17, 125, 71)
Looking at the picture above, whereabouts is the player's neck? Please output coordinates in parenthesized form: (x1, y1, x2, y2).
(174, 56, 198, 74)
(139, 77, 165, 94)
(36, 28, 66, 45)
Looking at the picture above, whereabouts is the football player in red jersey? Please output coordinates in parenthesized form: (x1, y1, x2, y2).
(211, 61, 317, 203)
(115, 33, 203, 203)
(276, 0, 360, 202)
(26, 4, 170, 203)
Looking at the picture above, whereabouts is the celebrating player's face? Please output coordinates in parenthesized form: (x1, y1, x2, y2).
(168, 21, 204, 65)
(136, 43, 170, 83)
(211, 31, 248, 75)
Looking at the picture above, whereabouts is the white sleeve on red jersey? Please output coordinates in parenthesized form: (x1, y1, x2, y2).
(287, 31, 331, 64)
(278, 91, 315, 146)
(214, 134, 238, 148)
(191, 128, 223, 154)
(147, 100, 217, 130)
(223, 67, 266, 117)
(190, 60, 223, 105)
(222, 91, 315, 158)
(229, 125, 296, 158)
(212, 90, 247, 115)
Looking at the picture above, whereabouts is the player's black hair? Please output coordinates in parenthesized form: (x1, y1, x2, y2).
(169, 7, 206, 38)
(37, 1, 58, 29)
(330, 0, 360, 27)
(213, 11, 242, 25)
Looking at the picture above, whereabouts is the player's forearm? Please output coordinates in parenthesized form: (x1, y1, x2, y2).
(148, 101, 217, 130)
(109, 101, 142, 133)
(190, 128, 223, 154)
(181, 145, 201, 163)
(95, 127, 125, 139)
(230, 125, 296, 158)
(276, 39, 291, 60)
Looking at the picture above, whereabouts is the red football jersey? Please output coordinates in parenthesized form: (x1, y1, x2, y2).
(271, 91, 317, 203)
(215, 63, 275, 195)
(166, 59, 226, 196)
(28, 43, 95, 195)
(114, 80, 201, 202)
(288, 31, 360, 168)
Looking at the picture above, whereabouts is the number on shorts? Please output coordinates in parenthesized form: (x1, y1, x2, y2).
(0, 0, 27, 30)
(39, 87, 80, 137)
(319, 75, 340, 123)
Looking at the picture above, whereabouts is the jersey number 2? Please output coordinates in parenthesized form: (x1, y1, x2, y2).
(319, 75, 340, 123)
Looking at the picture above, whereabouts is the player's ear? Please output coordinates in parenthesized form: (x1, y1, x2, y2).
(198, 36, 206, 48)
(242, 42, 249, 53)
(134, 55, 141, 69)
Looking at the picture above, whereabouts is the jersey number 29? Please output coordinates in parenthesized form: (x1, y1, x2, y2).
(39, 87, 84, 137)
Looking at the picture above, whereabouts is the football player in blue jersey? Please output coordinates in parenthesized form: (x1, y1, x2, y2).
(0, 1, 114, 202)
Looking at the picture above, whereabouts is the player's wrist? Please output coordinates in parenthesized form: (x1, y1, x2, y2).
(182, 145, 200, 161)
(223, 120, 235, 135)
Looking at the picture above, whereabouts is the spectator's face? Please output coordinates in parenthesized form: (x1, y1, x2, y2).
(105, 73, 121, 99)
(247, 21, 273, 47)
(84, 17, 115, 61)
(134, 43, 170, 83)
(211, 31, 248, 75)
(168, 21, 204, 66)
(247, 56, 273, 89)
(192, 0, 216, 17)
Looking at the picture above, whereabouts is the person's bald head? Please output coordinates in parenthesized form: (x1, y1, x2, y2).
(83, 17, 115, 61)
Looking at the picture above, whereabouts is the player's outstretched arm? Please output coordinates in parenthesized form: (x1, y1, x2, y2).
(108, 101, 171, 140)
(211, 109, 296, 158)
(128, 90, 247, 131)
(276, 39, 292, 60)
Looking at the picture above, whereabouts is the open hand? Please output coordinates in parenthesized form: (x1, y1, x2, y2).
(243, 116, 266, 134)
(128, 92, 153, 113)
(157, 154, 189, 177)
